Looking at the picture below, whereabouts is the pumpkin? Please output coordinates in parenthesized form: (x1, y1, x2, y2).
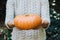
(14, 14, 42, 30)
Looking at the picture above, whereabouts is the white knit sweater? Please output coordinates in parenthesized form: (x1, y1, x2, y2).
(5, 0, 50, 40)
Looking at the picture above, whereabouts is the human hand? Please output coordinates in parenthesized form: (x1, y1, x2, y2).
(41, 20, 49, 28)
(7, 20, 14, 28)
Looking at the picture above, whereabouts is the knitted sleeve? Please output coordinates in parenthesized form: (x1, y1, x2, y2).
(41, 0, 50, 29)
(5, 0, 15, 29)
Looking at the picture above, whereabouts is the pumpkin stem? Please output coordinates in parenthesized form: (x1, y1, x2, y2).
(25, 13, 29, 16)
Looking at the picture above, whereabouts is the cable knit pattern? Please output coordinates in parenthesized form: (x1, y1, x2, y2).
(11, 27, 46, 40)
(5, 0, 50, 40)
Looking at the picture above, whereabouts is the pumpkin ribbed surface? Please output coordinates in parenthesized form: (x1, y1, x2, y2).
(14, 14, 42, 30)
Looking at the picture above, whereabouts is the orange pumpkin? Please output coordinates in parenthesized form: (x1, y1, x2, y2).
(14, 14, 42, 30)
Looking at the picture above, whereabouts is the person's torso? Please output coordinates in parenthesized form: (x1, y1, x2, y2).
(12, 0, 46, 40)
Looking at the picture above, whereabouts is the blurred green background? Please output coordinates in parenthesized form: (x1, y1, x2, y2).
(0, 0, 60, 40)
